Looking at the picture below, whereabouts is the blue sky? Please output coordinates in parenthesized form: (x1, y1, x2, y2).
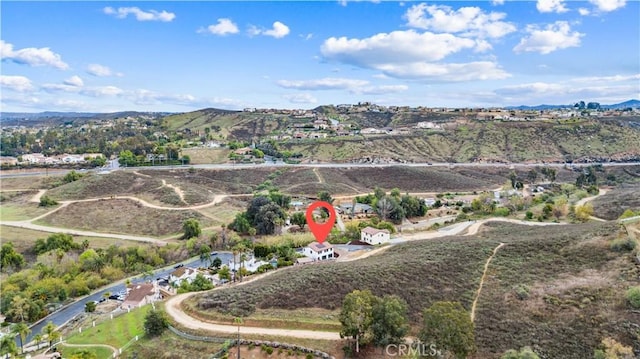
(1, 0, 638, 112)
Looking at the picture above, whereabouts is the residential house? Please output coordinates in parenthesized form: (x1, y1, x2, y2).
(338, 203, 374, 216)
(0, 156, 18, 166)
(303, 241, 334, 261)
(121, 283, 159, 309)
(360, 227, 391, 245)
(169, 267, 198, 287)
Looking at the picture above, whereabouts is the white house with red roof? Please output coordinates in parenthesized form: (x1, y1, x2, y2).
(303, 241, 334, 261)
(360, 227, 391, 245)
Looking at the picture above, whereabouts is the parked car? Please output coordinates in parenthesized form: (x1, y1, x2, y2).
(174, 264, 185, 269)
(108, 295, 119, 300)
(210, 251, 218, 256)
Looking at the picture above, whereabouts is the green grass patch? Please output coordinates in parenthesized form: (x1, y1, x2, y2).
(66, 305, 151, 348)
(58, 344, 114, 359)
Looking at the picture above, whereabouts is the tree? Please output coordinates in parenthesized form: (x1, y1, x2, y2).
(63, 170, 83, 183)
(501, 347, 540, 359)
(212, 256, 222, 269)
(626, 286, 640, 309)
(290, 211, 307, 228)
(42, 321, 60, 348)
(144, 309, 169, 337)
(339, 289, 376, 353)
(199, 244, 213, 268)
(33, 333, 44, 348)
(14, 322, 31, 354)
(419, 301, 476, 359)
(85, 301, 96, 313)
(118, 150, 136, 166)
(540, 167, 556, 183)
(8, 295, 30, 322)
(371, 295, 409, 347)
(574, 203, 594, 222)
(0, 242, 25, 272)
(526, 169, 538, 183)
(182, 218, 202, 239)
(229, 213, 251, 234)
(0, 335, 18, 357)
(218, 266, 232, 282)
(255, 203, 286, 235)
(317, 191, 334, 204)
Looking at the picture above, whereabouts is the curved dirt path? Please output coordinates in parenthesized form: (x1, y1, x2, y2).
(575, 188, 609, 207)
(164, 269, 342, 341)
(30, 189, 48, 203)
(312, 167, 325, 184)
(470, 242, 505, 322)
(162, 179, 187, 205)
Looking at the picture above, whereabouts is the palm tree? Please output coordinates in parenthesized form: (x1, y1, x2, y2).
(41, 321, 59, 348)
(33, 333, 44, 348)
(14, 322, 31, 354)
(234, 317, 243, 359)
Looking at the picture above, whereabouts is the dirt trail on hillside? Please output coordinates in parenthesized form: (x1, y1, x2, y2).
(162, 179, 187, 205)
(471, 242, 505, 322)
(30, 189, 48, 203)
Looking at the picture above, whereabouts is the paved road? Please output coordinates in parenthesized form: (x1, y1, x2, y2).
(22, 252, 232, 345)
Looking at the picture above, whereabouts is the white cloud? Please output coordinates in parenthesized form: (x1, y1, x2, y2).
(536, 0, 568, 13)
(404, 4, 516, 39)
(322, 30, 480, 66)
(0, 40, 69, 70)
(514, 21, 584, 54)
(249, 21, 290, 38)
(64, 75, 84, 87)
(588, 0, 626, 12)
(82, 86, 124, 97)
(569, 73, 640, 83)
(492, 0, 505, 5)
(277, 78, 369, 90)
(103, 7, 175, 22)
(320, 30, 509, 81)
(198, 18, 239, 36)
(86, 64, 122, 77)
(130, 89, 241, 109)
(300, 33, 314, 40)
(42, 83, 80, 93)
(0, 75, 34, 92)
(578, 8, 591, 15)
(375, 61, 510, 81)
(283, 93, 317, 104)
(494, 80, 638, 104)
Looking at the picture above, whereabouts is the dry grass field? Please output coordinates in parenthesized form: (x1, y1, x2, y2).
(35, 198, 213, 237)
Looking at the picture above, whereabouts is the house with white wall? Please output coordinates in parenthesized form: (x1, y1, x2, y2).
(303, 242, 334, 261)
(169, 267, 198, 287)
(360, 227, 391, 245)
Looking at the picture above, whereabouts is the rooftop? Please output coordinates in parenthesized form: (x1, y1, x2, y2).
(308, 241, 334, 252)
(361, 226, 390, 235)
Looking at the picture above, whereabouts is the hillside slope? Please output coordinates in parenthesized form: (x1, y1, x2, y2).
(188, 222, 639, 358)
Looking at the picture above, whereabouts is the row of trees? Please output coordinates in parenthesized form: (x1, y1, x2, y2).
(355, 188, 428, 224)
(339, 290, 476, 358)
(2, 233, 194, 323)
(0, 321, 60, 356)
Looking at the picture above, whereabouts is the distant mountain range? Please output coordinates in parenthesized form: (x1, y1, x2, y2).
(505, 99, 640, 111)
(1, 100, 638, 122)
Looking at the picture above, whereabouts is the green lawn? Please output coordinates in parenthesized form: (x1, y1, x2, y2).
(66, 305, 151, 348)
(58, 344, 114, 359)
(0, 203, 56, 221)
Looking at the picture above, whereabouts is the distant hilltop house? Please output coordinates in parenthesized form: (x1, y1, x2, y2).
(360, 227, 391, 245)
(20, 152, 103, 165)
(302, 241, 335, 261)
(338, 203, 374, 216)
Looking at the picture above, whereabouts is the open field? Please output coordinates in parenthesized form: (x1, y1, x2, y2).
(182, 147, 231, 164)
(591, 183, 640, 220)
(0, 190, 54, 221)
(36, 199, 213, 237)
(0, 175, 60, 190)
(187, 222, 639, 358)
(0, 225, 140, 254)
(45, 171, 214, 206)
(66, 305, 150, 348)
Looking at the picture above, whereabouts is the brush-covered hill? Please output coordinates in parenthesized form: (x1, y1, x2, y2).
(187, 222, 640, 358)
(163, 107, 640, 164)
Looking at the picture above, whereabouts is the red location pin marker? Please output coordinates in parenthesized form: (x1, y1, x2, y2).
(305, 201, 336, 244)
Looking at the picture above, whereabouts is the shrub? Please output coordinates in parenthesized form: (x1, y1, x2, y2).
(610, 238, 637, 252)
(306, 354, 314, 359)
(626, 286, 640, 309)
(514, 285, 530, 300)
(144, 310, 169, 337)
(39, 195, 58, 207)
(265, 347, 274, 355)
(494, 207, 510, 217)
(525, 211, 534, 220)
(248, 343, 255, 351)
